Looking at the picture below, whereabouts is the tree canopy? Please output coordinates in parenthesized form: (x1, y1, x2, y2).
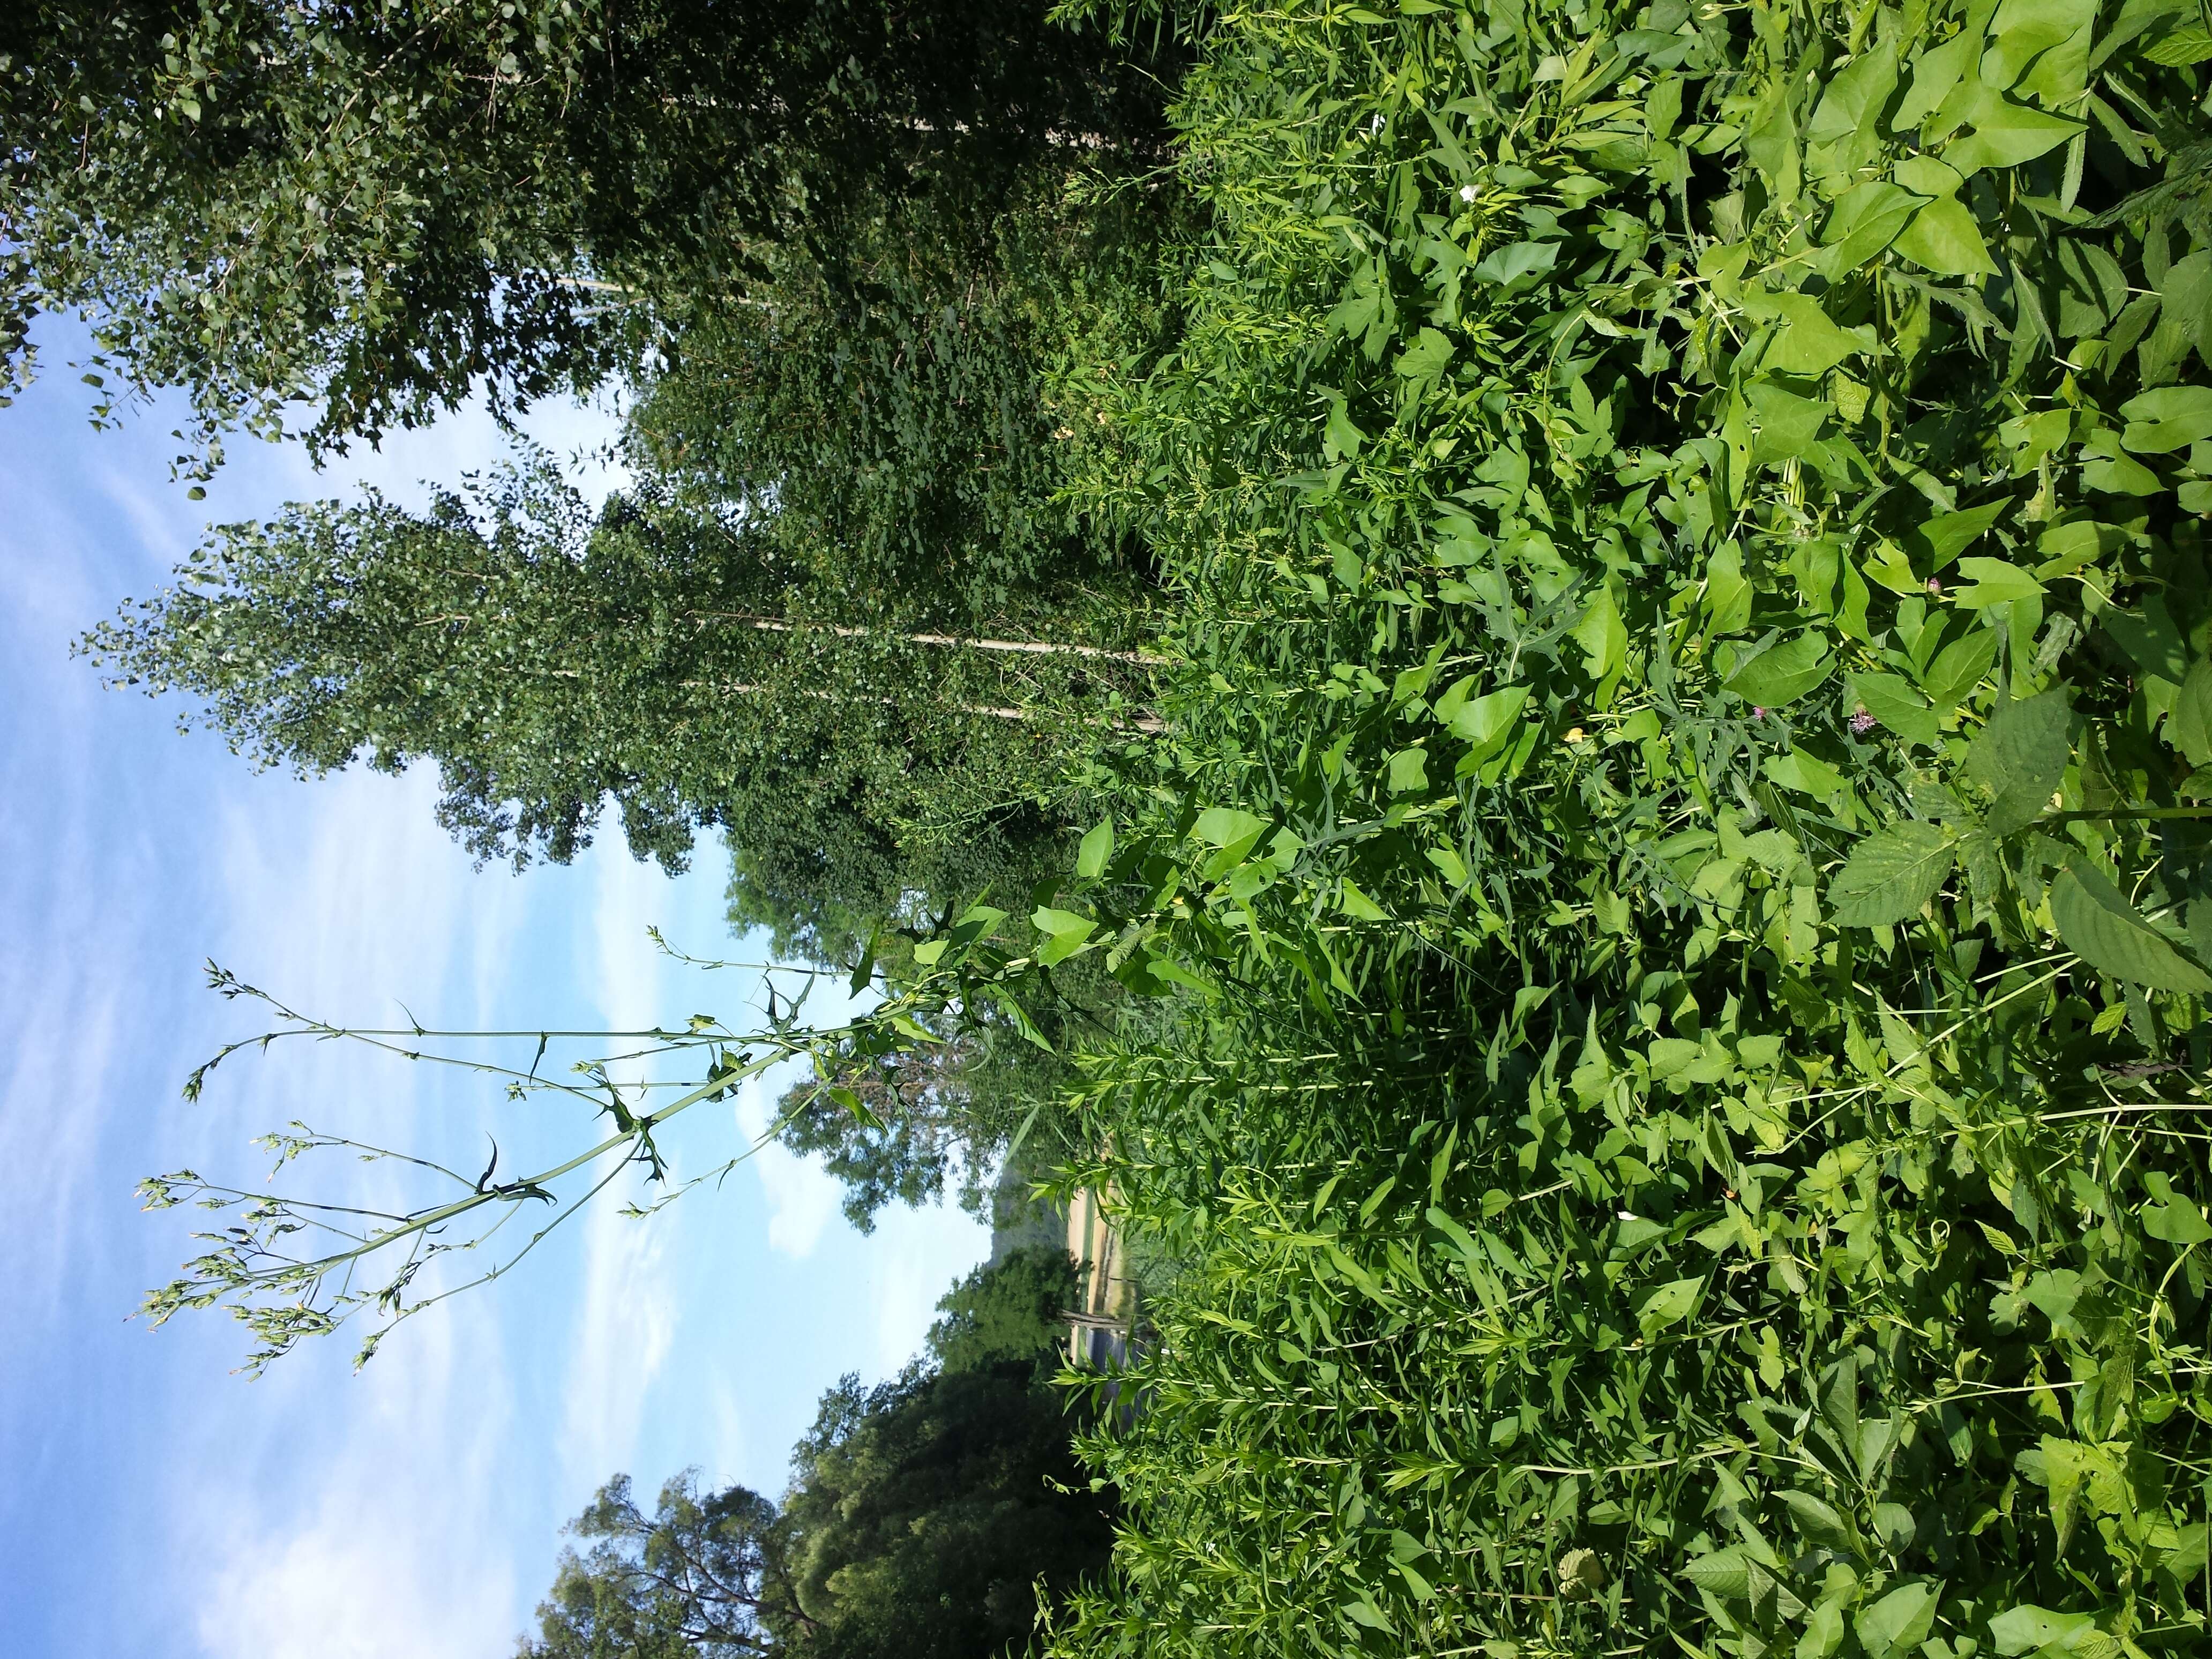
(521, 1250, 1104, 1659)
(0, 0, 1182, 466)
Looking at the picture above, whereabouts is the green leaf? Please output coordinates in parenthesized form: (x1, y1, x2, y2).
(1952, 557, 2044, 608)
(1636, 1276, 1703, 1333)
(1922, 629, 2001, 714)
(1809, 42, 1901, 144)
(1855, 1582, 1942, 1659)
(1572, 586, 1627, 681)
(1470, 241, 1559, 287)
(1896, 195, 1997, 274)
(1682, 1548, 1752, 1598)
(1339, 879, 1388, 922)
(1987, 1606, 2098, 1656)
(1076, 820, 1115, 880)
(1443, 684, 1530, 764)
(2103, 595, 2189, 680)
(1723, 633, 1833, 707)
(1765, 748, 1848, 798)
(1777, 1489, 1854, 1547)
(1742, 292, 1863, 373)
(2170, 659, 2212, 767)
(1817, 182, 1927, 279)
(1830, 822, 1958, 925)
(1849, 671, 1940, 747)
(2144, 24, 2212, 63)
(1908, 500, 2008, 567)
(1393, 327, 1454, 379)
(2141, 1173, 2212, 1245)
(1944, 90, 2084, 174)
(2119, 385, 2212, 452)
(1323, 397, 1366, 462)
(1965, 688, 2070, 832)
(1193, 808, 1268, 850)
(1387, 746, 1430, 794)
(2051, 861, 2212, 992)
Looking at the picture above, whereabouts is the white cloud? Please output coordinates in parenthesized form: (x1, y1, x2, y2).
(733, 1072, 843, 1260)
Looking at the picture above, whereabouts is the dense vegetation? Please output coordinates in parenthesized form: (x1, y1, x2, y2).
(52, 0, 2212, 1656)
(521, 1248, 1111, 1659)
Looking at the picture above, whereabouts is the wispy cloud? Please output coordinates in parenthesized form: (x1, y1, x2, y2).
(733, 1072, 844, 1260)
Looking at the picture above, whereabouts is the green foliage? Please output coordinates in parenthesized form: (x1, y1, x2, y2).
(928, 0, 2212, 1654)
(78, 455, 1140, 925)
(781, 1362, 1114, 1659)
(521, 1471, 802, 1659)
(0, 0, 1179, 466)
(929, 1246, 1083, 1379)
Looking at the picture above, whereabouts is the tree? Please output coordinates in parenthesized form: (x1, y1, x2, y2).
(520, 1471, 813, 1659)
(78, 457, 1146, 894)
(524, 1252, 1107, 1659)
(926, 1246, 1080, 1381)
(0, 0, 1183, 466)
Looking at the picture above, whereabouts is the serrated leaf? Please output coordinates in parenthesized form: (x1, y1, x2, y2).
(1682, 1548, 1752, 1598)
(1830, 822, 1959, 925)
(1966, 687, 2069, 832)
(2051, 861, 2212, 992)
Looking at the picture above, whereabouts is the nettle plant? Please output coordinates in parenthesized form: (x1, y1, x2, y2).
(1025, 0, 2212, 1654)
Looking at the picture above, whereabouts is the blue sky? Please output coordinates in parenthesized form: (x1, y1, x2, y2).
(0, 332, 991, 1657)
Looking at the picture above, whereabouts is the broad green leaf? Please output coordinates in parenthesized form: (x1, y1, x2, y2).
(2146, 23, 2212, 63)
(1324, 397, 1365, 462)
(2141, 1173, 2212, 1245)
(1076, 819, 1115, 880)
(2102, 595, 2189, 681)
(1033, 908, 1097, 967)
(2119, 384, 2212, 452)
(1966, 687, 2069, 832)
(1855, 1582, 1942, 1659)
(1952, 557, 2045, 607)
(1944, 89, 2084, 174)
(1394, 327, 1454, 380)
(1807, 42, 1900, 144)
(1444, 684, 1531, 764)
(1742, 292, 1863, 373)
(1908, 500, 2008, 566)
(1723, 633, 1833, 707)
(1705, 544, 1753, 634)
(1829, 821, 1958, 925)
(1893, 32, 1973, 130)
(1987, 1606, 2098, 1655)
(1896, 195, 1997, 274)
(1637, 1276, 1703, 1333)
(1426, 845, 1471, 887)
(2170, 659, 2212, 767)
(1777, 1488, 1854, 1546)
(1747, 381, 1829, 460)
(1387, 746, 1430, 794)
(1471, 241, 1559, 287)
(2051, 861, 2212, 992)
(1573, 586, 1627, 681)
(1682, 1548, 1752, 1598)
(1986, 0, 2097, 100)
(1192, 808, 1268, 850)
(1817, 181, 1926, 279)
(1922, 629, 2001, 713)
(1765, 748, 1848, 797)
(1849, 671, 1940, 747)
